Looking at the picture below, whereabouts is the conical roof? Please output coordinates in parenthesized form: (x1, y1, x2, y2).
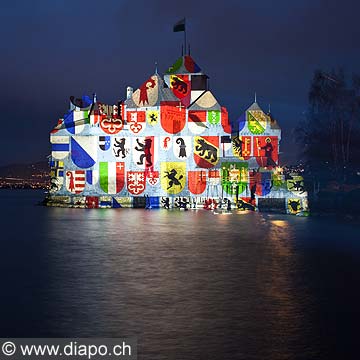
(165, 55, 202, 75)
(247, 101, 263, 112)
(246, 101, 281, 130)
(89, 94, 100, 114)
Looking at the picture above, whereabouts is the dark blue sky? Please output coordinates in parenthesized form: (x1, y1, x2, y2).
(1, 0, 359, 166)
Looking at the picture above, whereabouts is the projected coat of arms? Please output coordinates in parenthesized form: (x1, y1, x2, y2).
(188, 171, 207, 195)
(127, 171, 146, 195)
(66, 170, 86, 194)
(193, 136, 219, 168)
(99, 162, 125, 194)
(247, 110, 267, 134)
(160, 162, 186, 194)
(46, 53, 300, 212)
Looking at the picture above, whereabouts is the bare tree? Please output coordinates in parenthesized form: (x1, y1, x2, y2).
(297, 69, 360, 185)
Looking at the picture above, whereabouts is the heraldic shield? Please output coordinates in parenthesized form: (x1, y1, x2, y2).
(160, 162, 186, 195)
(127, 111, 146, 135)
(112, 137, 130, 159)
(127, 171, 146, 195)
(71, 136, 97, 169)
(193, 136, 219, 168)
(99, 162, 125, 194)
(232, 135, 252, 160)
(254, 136, 278, 168)
(66, 170, 86, 194)
(249, 170, 272, 196)
(99, 136, 111, 151)
(50, 160, 64, 193)
(287, 175, 306, 196)
(51, 135, 69, 160)
(160, 101, 186, 134)
(221, 162, 248, 196)
(188, 170, 207, 195)
(247, 110, 267, 134)
(86, 169, 99, 185)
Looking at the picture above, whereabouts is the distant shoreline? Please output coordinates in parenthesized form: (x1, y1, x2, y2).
(0, 184, 48, 190)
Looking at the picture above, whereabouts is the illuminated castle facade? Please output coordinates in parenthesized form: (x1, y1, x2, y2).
(47, 55, 308, 213)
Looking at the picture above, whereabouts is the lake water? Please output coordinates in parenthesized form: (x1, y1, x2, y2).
(0, 190, 359, 359)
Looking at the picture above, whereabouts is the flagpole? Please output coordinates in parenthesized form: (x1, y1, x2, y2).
(184, 18, 187, 55)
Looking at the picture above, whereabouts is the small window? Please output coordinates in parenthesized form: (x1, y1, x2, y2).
(191, 75, 208, 90)
(221, 136, 231, 143)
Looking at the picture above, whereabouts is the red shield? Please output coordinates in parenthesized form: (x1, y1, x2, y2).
(127, 171, 146, 195)
(100, 117, 123, 134)
(169, 74, 191, 107)
(160, 101, 186, 134)
(194, 136, 219, 168)
(127, 111, 146, 134)
(208, 169, 221, 185)
(188, 171, 207, 195)
(253, 136, 278, 168)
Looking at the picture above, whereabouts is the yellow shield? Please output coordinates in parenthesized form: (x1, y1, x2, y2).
(146, 110, 159, 126)
(160, 162, 186, 194)
(288, 198, 302, 214)
(248, 110, 267, 134)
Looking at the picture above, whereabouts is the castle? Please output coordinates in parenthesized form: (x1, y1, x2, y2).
(47, 54, 308, 214)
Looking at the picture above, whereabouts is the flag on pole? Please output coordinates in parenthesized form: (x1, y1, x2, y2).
(173, 18, 185, 32)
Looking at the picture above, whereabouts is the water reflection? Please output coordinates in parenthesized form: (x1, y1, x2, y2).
(42, 209, 309, 357)
(260, 218, 299, 358)
(1, 191, 359, 359)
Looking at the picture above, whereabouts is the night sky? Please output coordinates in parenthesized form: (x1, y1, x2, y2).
(1, 0, 360, 166)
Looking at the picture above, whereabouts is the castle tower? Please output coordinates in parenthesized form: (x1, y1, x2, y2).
(46, 53, 307, 214)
